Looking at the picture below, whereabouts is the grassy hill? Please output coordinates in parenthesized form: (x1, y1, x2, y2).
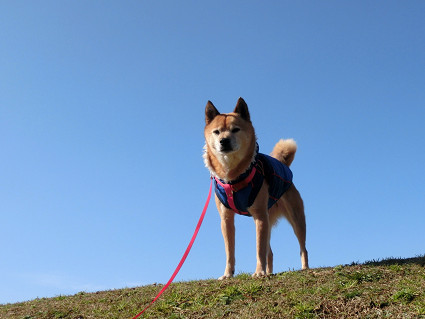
(1, 256, 424, 318)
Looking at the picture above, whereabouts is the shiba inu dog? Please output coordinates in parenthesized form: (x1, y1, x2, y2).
(203, 97, 309, 279)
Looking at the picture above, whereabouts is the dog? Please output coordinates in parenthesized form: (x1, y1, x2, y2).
(203, 97, 309, 279)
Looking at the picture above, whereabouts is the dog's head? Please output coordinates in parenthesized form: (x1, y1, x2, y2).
(204, 97, 257, 180)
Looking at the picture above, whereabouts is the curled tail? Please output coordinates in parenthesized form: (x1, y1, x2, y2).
(270, 139, 297, 166)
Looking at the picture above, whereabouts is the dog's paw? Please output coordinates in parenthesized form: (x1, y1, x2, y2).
(218, 273, 233, 280)
(251, 270, 267, 278)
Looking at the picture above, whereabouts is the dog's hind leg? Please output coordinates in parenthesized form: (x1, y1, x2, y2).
(266, 216, 274, 275)
(281, 185, 309, 270)
(293, 221, 309, 270)
(267, 244, 273, 275)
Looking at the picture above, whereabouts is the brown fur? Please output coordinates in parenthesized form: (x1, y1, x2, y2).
(204, 98, 309, 279)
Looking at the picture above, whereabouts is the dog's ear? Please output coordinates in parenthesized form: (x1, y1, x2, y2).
(205, 100, 220, 124)
(233, 97, 250, 122)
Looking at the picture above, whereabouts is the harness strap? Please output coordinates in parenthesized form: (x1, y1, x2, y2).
(215, 166, 257, 215)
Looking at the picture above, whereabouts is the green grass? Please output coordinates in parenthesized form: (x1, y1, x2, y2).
(1, 255, 424, 318)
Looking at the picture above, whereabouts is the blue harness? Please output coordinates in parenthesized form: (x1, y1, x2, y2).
(214, 152, 293, 216)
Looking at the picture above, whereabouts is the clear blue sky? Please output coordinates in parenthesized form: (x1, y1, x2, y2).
(1, 1, 424, 305)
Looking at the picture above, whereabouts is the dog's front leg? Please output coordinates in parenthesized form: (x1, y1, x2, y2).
(217, 202, 235, 280)
(252, 214, 269, 277)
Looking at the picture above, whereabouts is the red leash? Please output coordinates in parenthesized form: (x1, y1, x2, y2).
(132, 179, 213, 318)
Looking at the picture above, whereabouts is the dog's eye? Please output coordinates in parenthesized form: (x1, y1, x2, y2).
(213, 130, 220, 135)
(231, 128, 240, 133)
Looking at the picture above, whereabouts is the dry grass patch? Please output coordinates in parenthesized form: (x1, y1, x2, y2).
(1, 255, 424, 318)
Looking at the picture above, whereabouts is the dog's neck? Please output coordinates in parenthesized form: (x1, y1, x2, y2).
(204, 143, 258, 183)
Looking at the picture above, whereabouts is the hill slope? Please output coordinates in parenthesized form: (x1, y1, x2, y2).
(1, 256, 424, 318)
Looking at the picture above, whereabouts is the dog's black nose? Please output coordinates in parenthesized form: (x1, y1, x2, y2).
(220, 138, 231, 146)
(220, 138, 233, 152)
